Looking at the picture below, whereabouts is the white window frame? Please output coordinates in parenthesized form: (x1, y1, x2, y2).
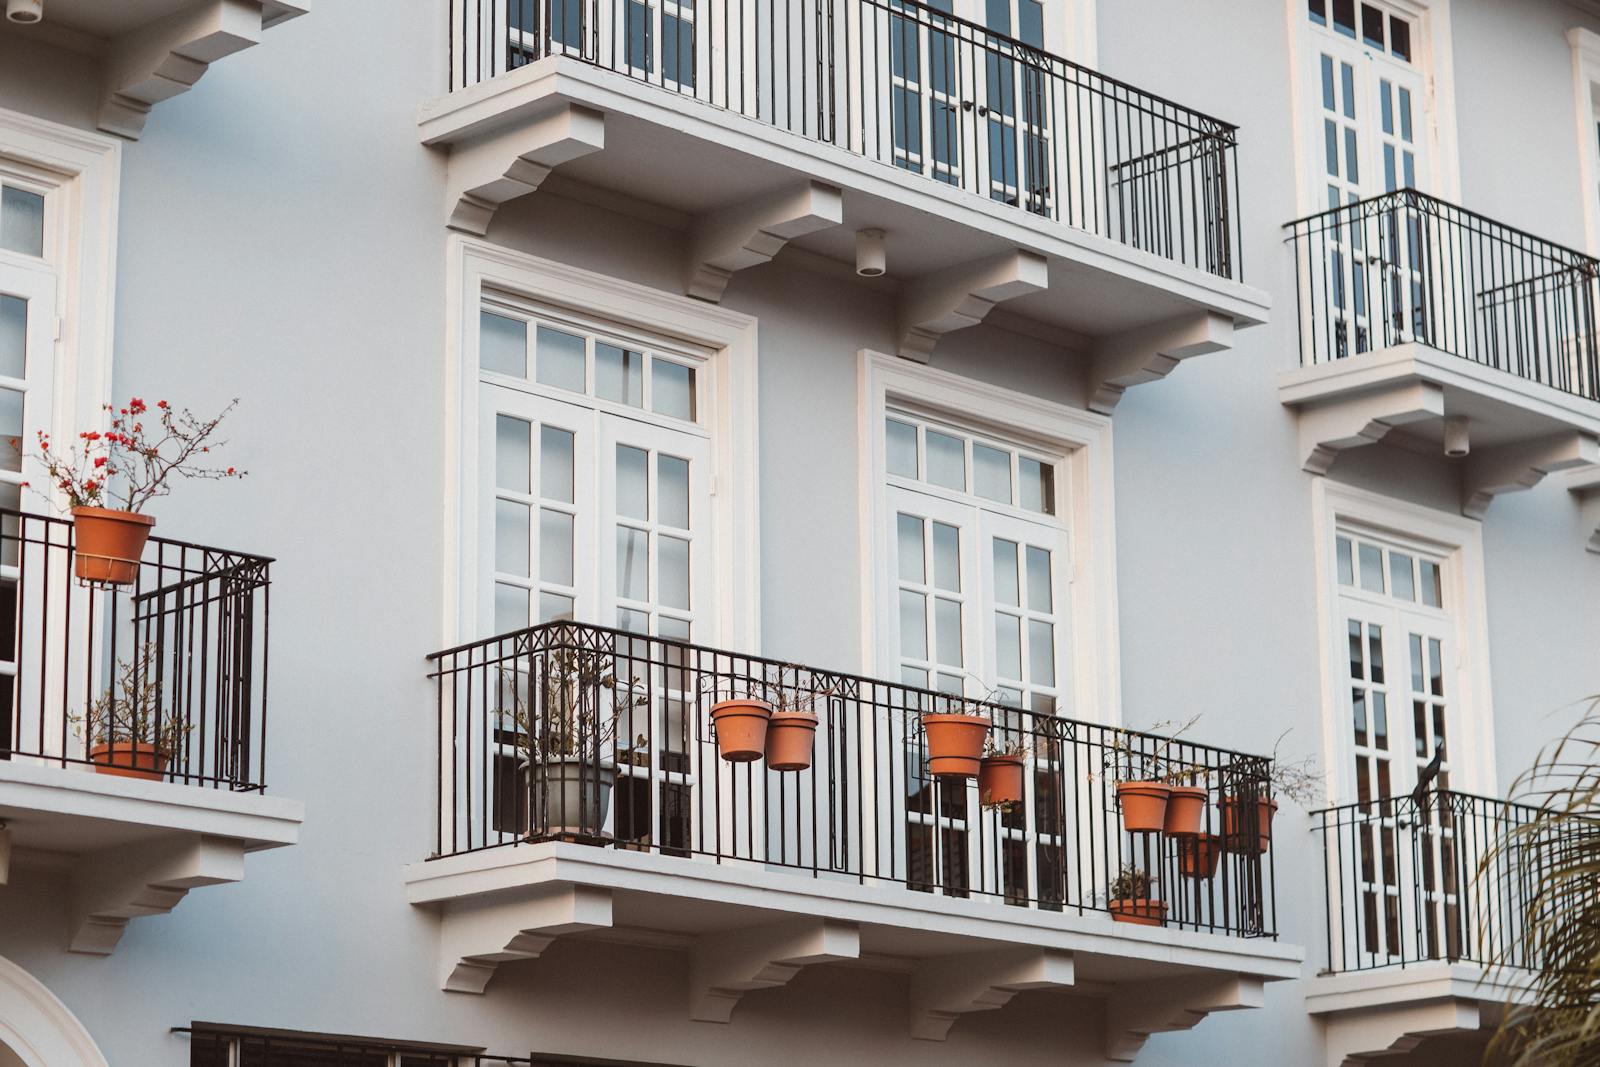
(444, 237, 760, 650)
(1284, 0, 1463, 215)
(1310, 479, 1495, 804)
(0, 106, 120, 456)
(1568, 27, 1600, 257)
(858, 349, 1120, 726)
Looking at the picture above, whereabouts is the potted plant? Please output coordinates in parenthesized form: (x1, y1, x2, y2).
(501, 647, 646, 841)
(23, 397, 244, 586)
(1161, 762, 1210, 838)
(1104, 715, 1202, 834)
(1107, 863, 1166, 926)
(1178, 833, 1224, 879)
(764, 679, 828, 772)
(1221, 733, 1321, 855)
(707, 679, 775, 763)
(72, 648, 190, 781)
(978, 735, 1029, 809)
(920, 694, 991, 779)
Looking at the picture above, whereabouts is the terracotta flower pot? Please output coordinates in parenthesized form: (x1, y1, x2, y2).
(88, 741, 168, 781)
(1109, 899, 1167, 927)
(920, 713, 990, 778)
(709, 698, 773, 762)
(765, 711, 820, 771)
(1116, 781, 1172, 833)
(979, 752, 1027, 807)
(1178, 833, 1223, 879)
(1162, 785, 1208, 836)
(72, 506, 154, 586)
(1222, 794, 1279, 855)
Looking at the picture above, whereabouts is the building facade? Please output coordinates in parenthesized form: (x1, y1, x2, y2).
(0, 0, 1597, 1064)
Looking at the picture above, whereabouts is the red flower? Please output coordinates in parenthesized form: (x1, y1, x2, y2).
(93, 456, 106, 469)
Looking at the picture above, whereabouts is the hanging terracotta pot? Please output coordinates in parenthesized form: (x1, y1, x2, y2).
(979, 751, 1027, 807)
(88, 741, 168, 781)
(1116, 781, 1171, 833)
(1222, 794, 1279, 855)
(1163, 785, 1208, 836)
(765, 711, 819, 771)
(920, 713, 990, 777)
(1108, 899, 1168, 926)
(72, 507, 154, 586)
(709, 699, 773, 762)
(1178, 833, 1223, 879)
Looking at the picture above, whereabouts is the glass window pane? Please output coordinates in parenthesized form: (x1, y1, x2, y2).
(0, 387, 21, 474)
(993, 538, 1019, 606)
(659, 535, 690, 610)
(1420, 560, 1442, 608)
(495, 416, 532, 493)
(0, 294, 25, 380)
(536, 325, 586, 393)
(1019, 458, 1054, 514)
(1361, 3, 1384, 47)
(0, 186, 44, 258)
(1025, 546, 1051, 612)
(934, 597, 962, 666)
(897, 513, 925, 583)
(1358, 542, 1384, 593)
(887, 419, 919, 477)
(1390, 16, 1411, 60)
(595, 343, 644, 406)
(617, 445, 649, 520)
(652, 359, 695, 420)
(973, 443, 1011, 503)
(495, 582, 530, 632)
(1336, 535, 1354, 586)
(657, 454, 690, 529)
(617, 525, 649, 601)
(1409, 633, 1424, 693)
(480, 311, 528, 377)
(540, 508, 574, 585)
(926, 430, 965, 490)
(540, 592, 575, 622)
(540, 425, 575, 504)
(1429, 638, 1444, 696)
(1029, 620, 1055, 687)
(1333, 0, 1355, 36)
(900, 590, 928, 660)
(1389, 552, 1414, 601)
(618, 607, 650, 634)
(995, 613, 1021, 679)
(932, 521, 960, 591)
(495, 500, 530, 577)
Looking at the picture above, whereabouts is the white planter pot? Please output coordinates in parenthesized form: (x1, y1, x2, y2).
(530, 757, 615, 840)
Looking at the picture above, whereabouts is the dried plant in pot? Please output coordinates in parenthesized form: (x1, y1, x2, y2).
(72, 647, 192, 781)
(1107, 863, 1166, 926)
(705, 679, 775, 763)
(764, 677, 829, 773)
(1161, 761, 1211, 838)
(20, 398, 245, 587)
(919, 693, 991, 779)
(1178, 833, 1224, 879)
(979, 733, 1029, 810)
(1221, 733, 1322, 855)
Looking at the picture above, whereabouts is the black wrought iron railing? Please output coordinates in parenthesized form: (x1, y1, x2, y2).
(180, 1027, 532, 1066)
(428, 621, 1278, 939)
(1314, 788, 1593, 974)
(0, 509, 272, 791)
(1286, 189, 1600, 400)
(450, 0, 1242, 280)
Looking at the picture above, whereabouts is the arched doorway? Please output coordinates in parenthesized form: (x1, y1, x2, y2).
(0, 954, 108, 1067)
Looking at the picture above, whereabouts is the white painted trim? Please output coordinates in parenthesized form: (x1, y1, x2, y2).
(0, 954, 109, 1067)
(0, 106, 121, 459)
(857, 351, 1121, 726)
(1309, 480, 1496, 803)
(1569, 27, 1600, 255)
(443, 237, 761, 650)
(1285, 0, 1463, 214)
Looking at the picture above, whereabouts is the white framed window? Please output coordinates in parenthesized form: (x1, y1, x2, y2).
(1568, 28, 1600, 256)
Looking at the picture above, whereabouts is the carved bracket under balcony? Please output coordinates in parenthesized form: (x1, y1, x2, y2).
(1570, 467, 1600, 553)
(437, 883, 614, 994)
(70, 833, 246, 955)
(1292, 379, 1446, 476)
(1308, 963, 1525, 1067)
(685, 181, 843, 302)
(1088, 310, 1235, 415)
(689, 918, 859, 1023)
(441, 103, 606, 236)
(1461, 433, 1600, 519)
(99, 0, 309, 140)
(897, 250, 1048, 362)
(1104, 975, 1264, 1062)
(908, 947, 1075, 1041)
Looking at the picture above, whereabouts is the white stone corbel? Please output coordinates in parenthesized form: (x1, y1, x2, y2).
(1087, 310, 1235, 414)
(1294, 380, 1445, 475)
(1460, 431, 1600, 519)
(1570, 467, 1600, 553)
(437, 884, 613, 994)
(70, 834, 246, 955)
(896, 250, 1049, 362)
(688, 918, 860, 1022)
(908, 947, 1074, 1040)
(684, 181, 843, 302)
(443, 103, 606, 235)
(98, 0, 307, 140)
(1105, 975, 1264, 1062)
(1321, 999, 1484, 1067)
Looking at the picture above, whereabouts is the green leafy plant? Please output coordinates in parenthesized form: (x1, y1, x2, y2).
(71, 647, 191, 753)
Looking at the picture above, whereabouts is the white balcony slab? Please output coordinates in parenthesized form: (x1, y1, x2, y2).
(405, 840, 1302, 1055)
(0, 759, 302, 954)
